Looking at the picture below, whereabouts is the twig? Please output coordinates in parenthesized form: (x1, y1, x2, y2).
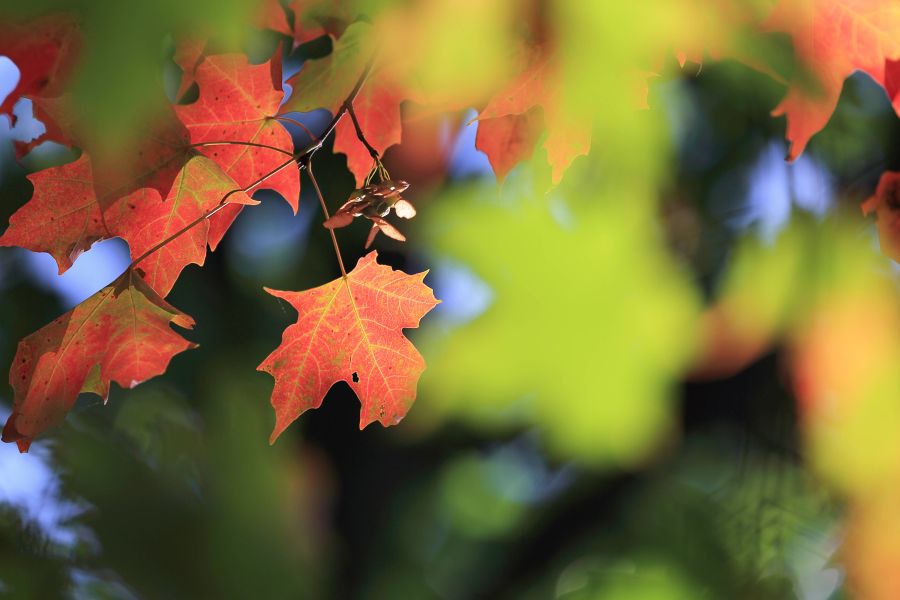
(346, 104, 380, 162)
(307, 161, 347, 278)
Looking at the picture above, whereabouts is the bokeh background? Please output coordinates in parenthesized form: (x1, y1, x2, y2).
(2, 0, 900, 598)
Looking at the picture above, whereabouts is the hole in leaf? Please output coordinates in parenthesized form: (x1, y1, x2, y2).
(351, 372, 359, 383)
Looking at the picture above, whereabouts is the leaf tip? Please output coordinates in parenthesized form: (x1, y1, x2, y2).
(172, 314, 197, 330)
(262, 286, 292, 301)
(2, 413, 32, 453)
(269, 415, 293, 444)
(358, 414, 375, 430)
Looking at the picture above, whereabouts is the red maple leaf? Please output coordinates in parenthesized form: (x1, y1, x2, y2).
(175, 53, 299, 248)
(281, 22, 410, 185)
(258, 251, 438, 442)
(333, 78, 406, 186)
(255, 0, 292, 36)
(0, 15, 80, 116)
(172, 2, 290, 102)
(0, 154, 255, 297)
(281, 22, 409, 185)
(765, 0, 900, 159)
(885, 57, 900, 115)
(172, 38, 208, 103)
(0, 155, 106, 274)
(113, 157, 258, 294)
(1, 269, 195, 452)
(31, 94, 194, 205)
(287, 0, 351, 46)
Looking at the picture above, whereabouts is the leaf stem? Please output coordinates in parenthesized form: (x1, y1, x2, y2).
(189, 141, 295, 157)
(294, 57, 376, 167)
(307, 161, 347, 278)
(346, 103, 380, 162)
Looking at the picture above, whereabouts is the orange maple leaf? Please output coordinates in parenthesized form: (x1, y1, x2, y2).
(175, 53, 299, 248)
(765, 0, 900, 159)
(477, 50, 590, 184)
(475, 109, 544, 183)
(1, 269, 195, 452)
(0, 154, 256, 297)
(333, 77, 406, 186)
(258, 251, 438, 442)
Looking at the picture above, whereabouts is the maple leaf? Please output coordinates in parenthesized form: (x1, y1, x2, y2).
(0, 15, 80, 116)
(175, 53, 299, 248)
(885, 57, 900, 115)
(1, 269, 195, 452)
(765, 0, 900, 159)
(477, 51, 591, 184)
(0, 154, 255, 296)
(333, 78, 406, 186)
(475, 109, 544, 183)
(258, 251, 438, 442)
(282, 20, 408, 185)
(31, 94, 193, 206)
(173, 10, 289, 105)
(862, 171, 900, 262)
(255, 0, 292, 36)
(112, 157, 258, 295)
(280, 21, 410, 186)
(287, 0, 351, 46)
(279, 22, 374, 116)
(0, 155, 106, 274)
(172, 37, 208, 102)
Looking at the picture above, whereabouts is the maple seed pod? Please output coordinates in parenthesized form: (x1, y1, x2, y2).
(377, 201, 391, 216)
(323, 179, 416, 248)
(323, 212, 354, 229)
(393, 198, 416, 219)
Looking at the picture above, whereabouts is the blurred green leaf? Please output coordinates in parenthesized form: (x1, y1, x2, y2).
(419, 164, 701, 466)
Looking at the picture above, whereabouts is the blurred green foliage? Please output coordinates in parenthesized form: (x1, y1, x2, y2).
(418, 164, 700, 466)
